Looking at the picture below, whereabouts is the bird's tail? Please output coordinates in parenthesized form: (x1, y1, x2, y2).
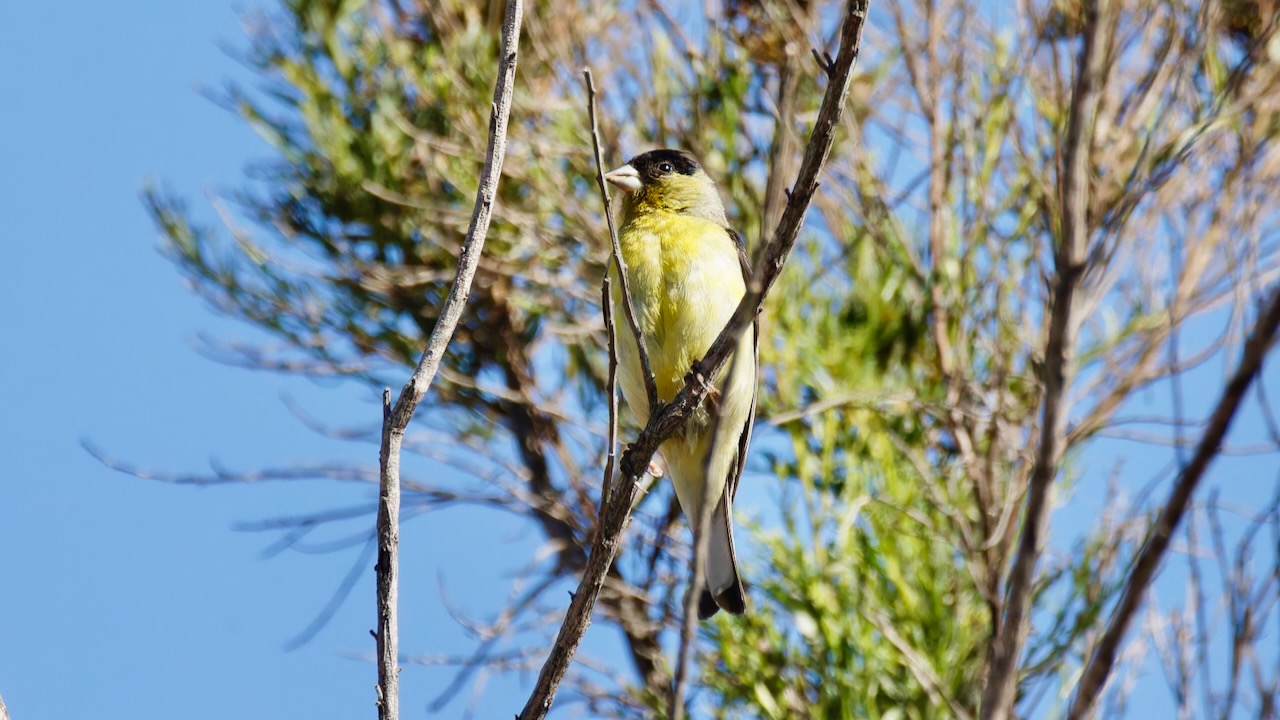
(698, 495, 746, 619)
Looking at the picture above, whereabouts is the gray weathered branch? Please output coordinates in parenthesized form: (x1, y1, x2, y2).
(375, 1, 524, 718)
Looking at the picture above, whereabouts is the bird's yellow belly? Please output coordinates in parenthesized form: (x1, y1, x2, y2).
(608, 213, 748, 423)
(607, 211, 756, 522)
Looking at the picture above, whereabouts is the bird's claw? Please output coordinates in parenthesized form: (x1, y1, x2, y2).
(686, 360, 710, 389)
(686, 360, 721, 408)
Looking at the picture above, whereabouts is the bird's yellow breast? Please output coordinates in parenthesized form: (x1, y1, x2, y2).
(609, 210, 746, 410)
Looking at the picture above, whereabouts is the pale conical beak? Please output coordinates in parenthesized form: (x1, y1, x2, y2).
(603, 164, 642, 193)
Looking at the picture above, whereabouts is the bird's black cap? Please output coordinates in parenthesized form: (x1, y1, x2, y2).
(629, 148, 702, 178)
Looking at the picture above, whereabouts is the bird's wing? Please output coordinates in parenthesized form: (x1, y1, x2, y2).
(727, 227, 758, 501)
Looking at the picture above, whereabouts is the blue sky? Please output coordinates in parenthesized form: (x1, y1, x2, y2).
(2, 1, 1277, 719)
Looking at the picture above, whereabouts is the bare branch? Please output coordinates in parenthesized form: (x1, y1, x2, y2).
(516, 3, 870, 717)
(979, 2, 1110, 716)
(425, 574, 561, 712)
(586, 67, 659, 411)
(1067, 286, 1280, 720)
(375, 390, 401, 720)
(600, 275, 620, 512)
(670, 358, 736, 720)
(375, 2, 525, 718)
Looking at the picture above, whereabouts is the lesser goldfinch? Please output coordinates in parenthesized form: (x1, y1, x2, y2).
(604, 149, 756, 618)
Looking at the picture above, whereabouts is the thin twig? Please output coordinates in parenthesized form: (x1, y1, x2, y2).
(864, 609, 974, 720)
(1066, 286, 1280, 720)
(586, 67, 659, 411)
(601, 276, 620, 509)
(516, 3, 870, 717)
(291, 534, 377, 651)
(424, 574, 561, 712)
(376, 390, 400, 720)
(669, 357, 736, 720)
(979, 2, 1109, 717)
(767, 390, 907, 425)
(375, 1, 524, 718)
(668, 471, 715, 720)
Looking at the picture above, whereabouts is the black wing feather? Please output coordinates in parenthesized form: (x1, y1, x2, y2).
(726, 228, 758, 500)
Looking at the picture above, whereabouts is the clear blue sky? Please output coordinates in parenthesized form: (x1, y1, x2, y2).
(1, 1, 1276, 719)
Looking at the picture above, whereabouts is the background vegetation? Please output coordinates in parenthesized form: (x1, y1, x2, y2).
(142, 0, 1280, 717)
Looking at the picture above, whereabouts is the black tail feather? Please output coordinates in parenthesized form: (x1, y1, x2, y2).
(715, 584, 746, 615)
(698, 588, 721, 620)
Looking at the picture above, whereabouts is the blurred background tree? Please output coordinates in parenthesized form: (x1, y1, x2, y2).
(139, 0, 1280, 716)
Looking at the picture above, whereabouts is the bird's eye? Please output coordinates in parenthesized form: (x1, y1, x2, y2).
(658, 162, 674, 173)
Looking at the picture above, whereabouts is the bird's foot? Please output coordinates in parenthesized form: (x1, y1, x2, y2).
(686, 360, 721, 408)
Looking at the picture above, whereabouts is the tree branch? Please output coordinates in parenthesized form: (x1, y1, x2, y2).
(375, 1, 524, 718)
(586, 67, 660, 411)
(670, 360, 735, 720)
(1066, 286, 1280, 720)
(979, 2, 1109, 717)
(516, 2, 870, 717)
(375, 391, 401, 720)
(600, 275, 620, 526)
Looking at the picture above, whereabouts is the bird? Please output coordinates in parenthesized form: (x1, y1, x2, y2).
(603, 149, 757, 618)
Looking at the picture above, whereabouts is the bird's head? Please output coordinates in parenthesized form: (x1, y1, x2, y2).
(604, 149, 728, 226)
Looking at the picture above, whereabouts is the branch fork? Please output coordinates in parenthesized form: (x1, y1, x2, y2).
(373, 2, 525, 719)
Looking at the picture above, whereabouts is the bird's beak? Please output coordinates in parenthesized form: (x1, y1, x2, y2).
(603, 164, 642, 193)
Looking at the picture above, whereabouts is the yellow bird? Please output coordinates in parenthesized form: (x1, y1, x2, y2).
(604, 149, 757, 618)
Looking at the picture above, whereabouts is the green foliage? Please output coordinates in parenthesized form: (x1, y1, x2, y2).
(151, 0, 607, 400)
(697, 225, 980, 719)
(709, 446, 987, 720)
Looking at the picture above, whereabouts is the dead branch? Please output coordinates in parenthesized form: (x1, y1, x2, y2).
(375, 1, 525, 717)
(669, 358, 735, 720)
(601, 275, 621, 513)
